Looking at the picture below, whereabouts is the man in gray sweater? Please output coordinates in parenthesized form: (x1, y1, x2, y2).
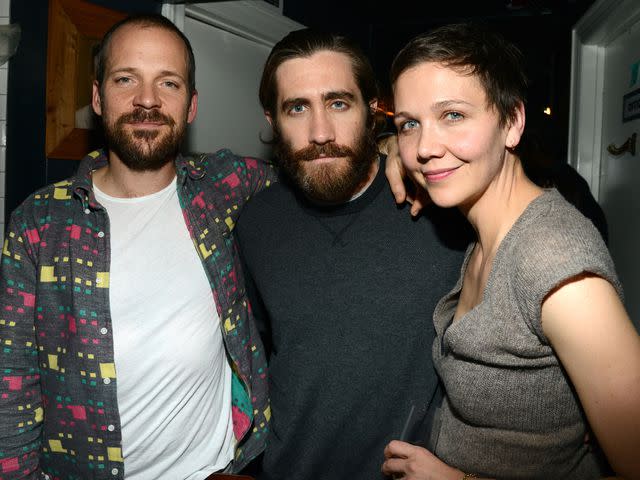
(236, 28, 468, 480)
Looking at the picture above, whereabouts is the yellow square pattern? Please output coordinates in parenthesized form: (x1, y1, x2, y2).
(48, 354, 59, 371)
(40, 266, 58, 283)
(96, 272, 109, 288)
(49, 439, 68, 453)
(99, 363, 116, 378)
(107, 447, 124, 462)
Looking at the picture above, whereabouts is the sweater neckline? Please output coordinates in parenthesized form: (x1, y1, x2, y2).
(438, 188, 558, 330)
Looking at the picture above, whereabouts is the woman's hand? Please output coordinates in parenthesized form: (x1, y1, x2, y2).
(381, 440, 464, 480)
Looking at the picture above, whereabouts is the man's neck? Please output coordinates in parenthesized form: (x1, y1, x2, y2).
(92, 153, 177, 198)
(348, 156, 380, 202)
(305, 155, 381, 206)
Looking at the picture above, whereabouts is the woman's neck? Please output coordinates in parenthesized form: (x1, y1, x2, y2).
(462, 153, 543, 258)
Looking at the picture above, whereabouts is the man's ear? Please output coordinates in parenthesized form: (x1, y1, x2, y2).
(92, 80, 102, 117)
(265, 111, 274, 127)
(187, 90, 198, 124)
(369, 99, 378, 115)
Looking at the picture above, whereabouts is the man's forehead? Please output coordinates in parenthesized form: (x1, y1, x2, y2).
(275, 50, 360, 101)
(106, 24, 187, 63)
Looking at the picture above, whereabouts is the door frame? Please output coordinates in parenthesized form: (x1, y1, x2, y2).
(568, 0, 640, 200)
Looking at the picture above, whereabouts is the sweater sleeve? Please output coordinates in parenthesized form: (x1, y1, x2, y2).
(0, 209, 43, 479)
(511, 194, 622, 344)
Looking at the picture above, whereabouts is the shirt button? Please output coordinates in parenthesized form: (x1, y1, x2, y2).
(100, 327, 108, 335)
(107, 424, 115, 432)
(111, 468, 119, 475)
(44, 475, 51, 480)
(84, 208, 91, 214)
(98, 231, 105, 238)
(103, 377, 111, 385)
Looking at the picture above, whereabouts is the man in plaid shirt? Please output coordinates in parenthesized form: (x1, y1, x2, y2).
(0, 14, 272, 480)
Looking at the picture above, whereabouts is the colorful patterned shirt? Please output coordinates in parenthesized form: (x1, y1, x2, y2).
(0, 149, 274, 480)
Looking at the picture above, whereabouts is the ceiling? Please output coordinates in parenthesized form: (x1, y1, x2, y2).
(283, 0, 596, 27)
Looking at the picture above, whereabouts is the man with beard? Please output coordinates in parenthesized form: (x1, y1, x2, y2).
(0, 14, 272, 480)
(235, 29, 466, 480)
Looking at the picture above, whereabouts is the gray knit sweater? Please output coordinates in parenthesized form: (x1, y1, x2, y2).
(430, 189, 622, 479)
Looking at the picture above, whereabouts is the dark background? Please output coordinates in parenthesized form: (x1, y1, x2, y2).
(283, 0, 596, 160)
(5, 0, 596, 219)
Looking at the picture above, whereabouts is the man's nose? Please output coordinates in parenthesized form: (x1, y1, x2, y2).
(308, 110, 336, 145)
(133, 82, 161, 109)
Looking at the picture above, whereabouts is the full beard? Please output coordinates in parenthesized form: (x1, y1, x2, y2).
(103, 108, 186, 172)
(274, 129, 378, 204)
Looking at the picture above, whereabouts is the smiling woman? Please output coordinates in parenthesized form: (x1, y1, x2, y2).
(383, 22, 640, 480)
(393, 61, 522, 212)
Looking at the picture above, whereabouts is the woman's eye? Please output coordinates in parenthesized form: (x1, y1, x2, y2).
(400, 120, 419, 132)
(445, 111, 463, 121)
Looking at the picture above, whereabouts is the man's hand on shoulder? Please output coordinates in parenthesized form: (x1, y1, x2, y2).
(379, 134, 430, 217)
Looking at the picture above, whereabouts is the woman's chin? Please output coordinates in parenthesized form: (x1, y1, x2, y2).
(426, 190, 462, 209)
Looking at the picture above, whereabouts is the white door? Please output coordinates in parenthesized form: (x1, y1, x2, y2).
(162, 1, 303, 159)
(569, 0, 640, 329)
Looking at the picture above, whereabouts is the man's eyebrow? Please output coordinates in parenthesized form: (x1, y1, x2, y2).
(323, 90, 355, 102)
(280, 91, 357, 112)
(108, 67, 137, 75)
(108, 67, 185, 80)
(158, 70, 185, 79)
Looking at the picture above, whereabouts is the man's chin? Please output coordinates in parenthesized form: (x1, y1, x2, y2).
(119, 154, 174, 172)
(113, 141, 178, 172)
(300, 159, 350, 180)
(305, 156, 347, 165)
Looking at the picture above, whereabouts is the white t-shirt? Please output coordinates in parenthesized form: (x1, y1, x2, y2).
(94, 178, 234, 480)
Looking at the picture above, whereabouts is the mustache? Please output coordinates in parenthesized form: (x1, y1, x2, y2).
(294, 142, 355, 161)
(116, 108, 175, 126)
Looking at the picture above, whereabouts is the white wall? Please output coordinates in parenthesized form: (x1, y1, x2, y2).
(569, 0, 640, 329)
(174, 1, 303, 159)
(185, 15, 273, 159)
(0, 0, 10, 244)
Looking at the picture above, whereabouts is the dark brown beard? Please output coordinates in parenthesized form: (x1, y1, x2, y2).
(103, 107, 186, 172)
(274, 127, 378, 204)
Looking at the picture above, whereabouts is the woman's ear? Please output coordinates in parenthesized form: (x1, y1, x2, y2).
(506, 102, 526, 150)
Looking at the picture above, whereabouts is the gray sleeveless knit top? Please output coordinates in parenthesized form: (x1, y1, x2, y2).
(430, 189, 622, 479)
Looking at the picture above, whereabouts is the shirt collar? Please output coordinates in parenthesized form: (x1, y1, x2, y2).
(71, 150, 205, 210)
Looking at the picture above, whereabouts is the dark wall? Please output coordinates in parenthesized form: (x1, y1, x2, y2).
(283, 0, 595, 166)
(5, 0, 161, 220)
(6, 1, 48, 219)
